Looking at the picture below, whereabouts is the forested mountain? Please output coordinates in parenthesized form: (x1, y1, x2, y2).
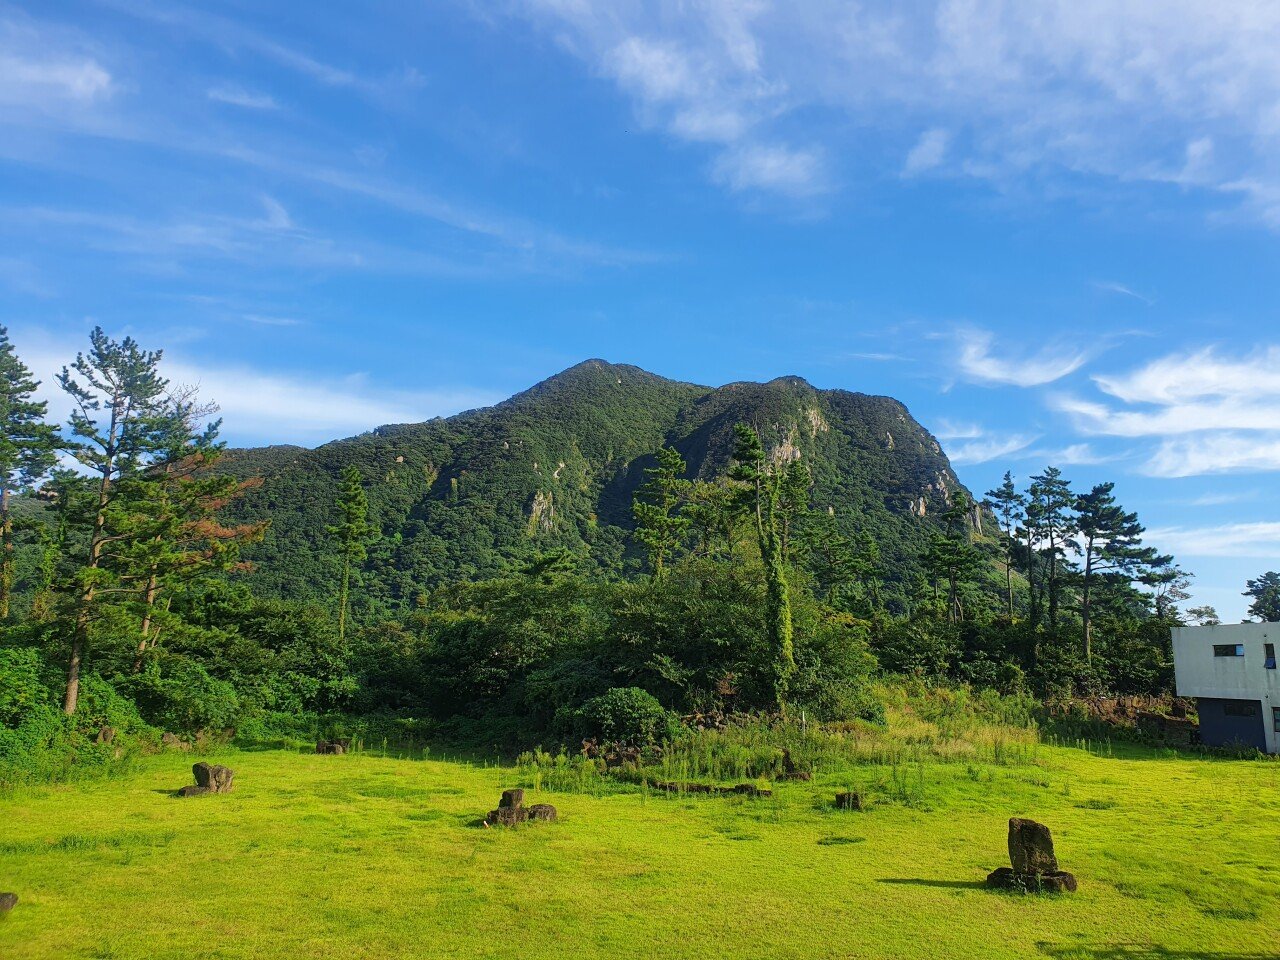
(222, 359, 976, 615)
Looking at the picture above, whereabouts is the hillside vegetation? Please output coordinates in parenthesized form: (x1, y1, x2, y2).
(221, 359, 970, 613)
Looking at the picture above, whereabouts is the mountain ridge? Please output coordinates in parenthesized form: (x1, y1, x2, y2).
(222, 360, 972, 613)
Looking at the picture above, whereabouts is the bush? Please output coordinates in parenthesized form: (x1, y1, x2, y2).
(574, 687, 677, 746)
(117, 657, 241, 734)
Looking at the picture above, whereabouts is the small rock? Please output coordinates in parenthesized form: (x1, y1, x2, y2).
(316, 740, 345, 755)
(192, 762, 235, 794)
(1008, 818, 1058, 874)
(96, 726, 116, 744)
(486, 806, 528, 827)
(176, 785, 211, 797)
(527, 804, 557, 822)
(161, 732, 190, 752)
(499, 788, 524, 809)
(0, 893, 17, 913)
(985, 866, 1078, 893)
(835, 791, 864, 811)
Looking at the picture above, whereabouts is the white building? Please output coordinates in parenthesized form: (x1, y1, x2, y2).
(1171, 622, 1278, 754)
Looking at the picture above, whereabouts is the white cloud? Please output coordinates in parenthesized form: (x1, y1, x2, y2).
(207, 85, 278, 110)
(903, 128, 949, 176)
(1054, 346, 1280, 476)
(932, 418, 983, 440)
(1093, 280, 1153, 306)
(712, 143, 827, 197)
(16, 330, 498, 446)
(1143, 521, 1280, 558)
(1094, 346, 1280, 405)
(956, 328, 1089, 387)
(1145, 434, 1280, 478)
(947, 433, 1037, 465)
(511, 1, 1280, 223)
(0, 19, 113, 110)
(1019, 442, 1113, 466)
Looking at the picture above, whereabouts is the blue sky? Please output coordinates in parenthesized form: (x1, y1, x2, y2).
(3, 1, 1279, 620)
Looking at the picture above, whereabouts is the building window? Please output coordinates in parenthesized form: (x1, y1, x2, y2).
(1213, 644, 1245, 657)
(1223, 701, 1258, 717)
(1274, 707, 1280, 733)
(1266, 642, 1276, 670)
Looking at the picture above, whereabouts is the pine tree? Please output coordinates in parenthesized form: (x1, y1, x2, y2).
(57, 328, 185, 714)
(923, 491, 984, 623)
(632, 445, 690, 580)
(125, 406, 268, 671)
(984, 471, 1025, 620)
(1075, 482, 1168, 661)
(1028, 467, 1076, 628)
(730, 424, 794, 710)
(0, 326, 59, 620)
(329, 465, 372, 642)
(1243, 571, 1280, 623)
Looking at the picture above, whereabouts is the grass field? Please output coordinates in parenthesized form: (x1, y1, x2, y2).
(2, 739, 1278, 960)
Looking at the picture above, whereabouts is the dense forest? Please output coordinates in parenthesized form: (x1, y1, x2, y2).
(2, 325, 1276, 783)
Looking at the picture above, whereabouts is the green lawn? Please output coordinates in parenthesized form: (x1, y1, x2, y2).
(1, 743, 1277, 959)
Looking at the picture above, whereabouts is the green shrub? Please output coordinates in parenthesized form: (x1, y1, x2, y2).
(574, 687, 677, 745)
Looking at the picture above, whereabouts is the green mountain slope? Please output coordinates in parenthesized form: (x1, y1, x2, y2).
(222, 360, 975, 612)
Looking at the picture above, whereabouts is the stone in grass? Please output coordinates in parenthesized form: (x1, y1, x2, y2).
(176, 785, 211, 798)
(1008, 817, 1058, 874)
(190, 762, 235, 794)
(985, 818, 1077, 894)
(527, 804, 557, 822)
(499, 788, 524, 809)
(0, 893, 17, 914)
(835, 791, 864, 811)
(486, 806, 529, 827)
(315, 740, 345, 755)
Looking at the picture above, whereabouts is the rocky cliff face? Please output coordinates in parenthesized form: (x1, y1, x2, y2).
(221, 360, 974, 610)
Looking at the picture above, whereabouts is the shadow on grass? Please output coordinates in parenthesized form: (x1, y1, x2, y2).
(877, 878, 986, 890)
(1038, 946, 1280, 960)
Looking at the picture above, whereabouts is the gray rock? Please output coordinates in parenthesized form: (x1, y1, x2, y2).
(0, 893, 17, 913)
(486, 806, 528, 827)
(499, 788, 524, 809)
(192, 762, 235, 793)
(527, 803, 557, 822)
(1008, 818, 1058, 874)
(176, 785, 211, 798)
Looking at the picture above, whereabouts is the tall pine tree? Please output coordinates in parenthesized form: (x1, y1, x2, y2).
(730, 424, 794, 710)
(57, 328, 185, 714)
(329, 465, 372, 642)
(0, 326, 59, 620)
(632, 445, 690, 580)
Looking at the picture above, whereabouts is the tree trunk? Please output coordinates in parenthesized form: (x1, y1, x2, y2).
(0, 485, 11, 621)
(65, 447, 114, 715)
(338, 554, 351, 642)
(133, 568, 160, 672)
(1081, 539, 1094, 665)
(1004, 537, 1014, 620)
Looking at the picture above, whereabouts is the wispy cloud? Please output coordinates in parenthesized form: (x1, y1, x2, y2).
(947, 433, 1038, 465)
(207, 85, 278, 110)
(18, 329, 499, 446)
(1093, 280, 1153, 306)
(512, 1, 1280, 225)
(1054, 346, 1280, 476)
(1143, 521, 1280, 558)
(0, 18, 113, 111)
(903, 128, 950, 177)
(956, 328, 1090, 387)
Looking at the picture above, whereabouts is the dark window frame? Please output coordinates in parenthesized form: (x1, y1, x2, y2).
(1265, 642, 1276, 670)
(1213, 643, 1245, 658)
(1223, 701, 1258, 718)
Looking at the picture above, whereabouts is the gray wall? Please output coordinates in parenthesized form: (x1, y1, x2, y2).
(1197, 698, 1268, 752)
